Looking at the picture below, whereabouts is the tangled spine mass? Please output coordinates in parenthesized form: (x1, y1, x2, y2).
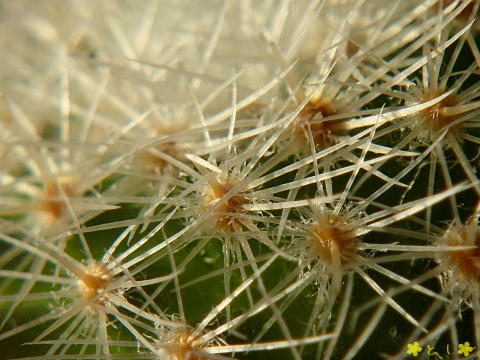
(0, 1, 479, 359)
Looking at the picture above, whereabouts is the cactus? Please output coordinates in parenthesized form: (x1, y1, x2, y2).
(0, 1, 479, 359)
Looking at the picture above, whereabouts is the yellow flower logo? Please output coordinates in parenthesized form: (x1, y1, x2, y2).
(458, 342, 474, 357)
(407, 342, 422, 357)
